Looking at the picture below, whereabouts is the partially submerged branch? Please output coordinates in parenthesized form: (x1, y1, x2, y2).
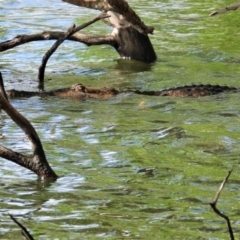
(0, 0, 156, 63)
(38, 12, 111, 87)
(38, 24, 76, 86)
(9, 214, 35, 240)
(0, 73, 58, 179)
(210, 170, 234, 240)
(210, 1, 240, 16)
(0, 32, 116, 52)
(62, 0, 154, 35)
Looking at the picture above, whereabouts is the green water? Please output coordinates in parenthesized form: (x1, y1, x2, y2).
(1, 0, 240, 239)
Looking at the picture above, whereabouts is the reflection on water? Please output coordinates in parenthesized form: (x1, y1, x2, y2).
(114, 59, 153, 73)
(1, 0, 240, 239)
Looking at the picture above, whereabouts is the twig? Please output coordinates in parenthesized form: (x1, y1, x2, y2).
(38, 12, 110, 88)
(210, 1, 240, 16)
(9, 214, 35, 240)
(209, 170, 234, 240)
(73, 12, 110, 33)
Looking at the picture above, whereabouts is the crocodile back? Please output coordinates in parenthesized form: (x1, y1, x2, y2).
(135, 84, 238, 97)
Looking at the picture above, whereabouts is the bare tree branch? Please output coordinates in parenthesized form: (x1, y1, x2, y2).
(0, 32, 116, 52)
(72, 12, 110, 33)
(62, 0, 154, 35)
(210, 170, 235, 240)
(210, 1, 240, 16)
(0, 3, 156, 63)
(38, 12, 110, 87)
(38, 24, 76, 86)
(0, 72, 58, 179)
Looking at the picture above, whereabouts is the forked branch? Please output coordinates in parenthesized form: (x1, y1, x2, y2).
(62, 0, 154, 35)
(0, 0, 156, 63)
(0, 12, 115, 53)
(0, 72, 58, 179)
(210, 170, 234, 240)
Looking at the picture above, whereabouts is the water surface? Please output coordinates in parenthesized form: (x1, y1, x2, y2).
(0, 0, 240, 239)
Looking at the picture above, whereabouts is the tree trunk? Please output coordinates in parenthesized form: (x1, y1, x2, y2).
(62, 0, 157, 63)
(115, 26, 156, 63)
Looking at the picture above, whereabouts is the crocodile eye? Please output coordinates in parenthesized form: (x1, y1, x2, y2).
(77, 84, 86, 92)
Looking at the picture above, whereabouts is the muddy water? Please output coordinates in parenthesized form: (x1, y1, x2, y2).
(1, 0, 240, 239)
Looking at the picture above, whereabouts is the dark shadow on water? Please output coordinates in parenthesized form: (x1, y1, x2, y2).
(36, 177, 57, 190)
(114, 59, 154, 73)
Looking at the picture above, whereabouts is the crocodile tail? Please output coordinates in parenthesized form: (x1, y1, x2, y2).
(134, 84, 237, 97)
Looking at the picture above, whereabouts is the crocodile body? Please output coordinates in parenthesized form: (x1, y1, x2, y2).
(6, 83, 119, 99)
(134, 84, 238, 97)
(6, 84, 238, 99)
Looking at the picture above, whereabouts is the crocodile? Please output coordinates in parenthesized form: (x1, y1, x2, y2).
(6, 83, 238, 99)
(6, 83, 119, 99)
(133, 84, 238, 97)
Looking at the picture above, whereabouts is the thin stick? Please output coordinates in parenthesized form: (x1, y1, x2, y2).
(38, 12, 110, 88)
(38, 24, 76, 87)
(63, 0, 154, 35)
(73, 12, 110, 33)
(9, 214, 35, 240)
(209, 170, 234, 240)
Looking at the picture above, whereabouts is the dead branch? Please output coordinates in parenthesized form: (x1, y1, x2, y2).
(62, 0, 154, 35)
(61, 1, 156, 62)
(38, 24, 76, 86)
(209, 170, 234, 240)
(0, 72, 58, 179)
(0, 32, 116, 53)
(210, 1, 240, 16)
(9, 214, 35, 240)
(0, 1, 156, 63)
(38, 12, 110, 87)
(72, 12, 110, 33)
